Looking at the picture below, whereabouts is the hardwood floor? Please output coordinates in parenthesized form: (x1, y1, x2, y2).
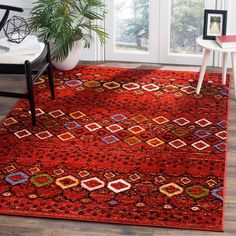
(0, 62, 235, 236)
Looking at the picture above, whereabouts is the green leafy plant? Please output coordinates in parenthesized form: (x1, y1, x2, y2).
(28, 0, 108, 60)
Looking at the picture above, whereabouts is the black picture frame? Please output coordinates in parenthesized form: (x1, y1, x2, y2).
(203, 9, 227, 40)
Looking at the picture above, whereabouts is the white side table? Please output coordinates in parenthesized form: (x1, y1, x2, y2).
(196, 36, 236, 99)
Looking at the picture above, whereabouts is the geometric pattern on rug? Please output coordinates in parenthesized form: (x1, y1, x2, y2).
(0, 66, 229, 231)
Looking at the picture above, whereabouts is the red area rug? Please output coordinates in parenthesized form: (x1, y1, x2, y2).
(0, 66, 229, 231)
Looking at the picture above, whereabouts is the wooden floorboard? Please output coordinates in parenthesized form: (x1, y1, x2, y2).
(0, 62, 235, 236)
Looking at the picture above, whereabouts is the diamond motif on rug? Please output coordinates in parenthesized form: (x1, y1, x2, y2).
(53, 169, 65, 176)
(212, 187, 224, 201)
(64, 121, 81, 130)
(14, 129, 32, 139)
(85, 123, 102, 132)
(195, 119, 212, 127)
(122, 82, 140, 90)
(173, 117, 190, 126)
(81, 177, 105, 191)
(129, 174, 141, 182)
(159, 183, 183, 197)
(124, 136, 142, 146)
(103, 81, 121, 89)
(181, 86, 195, 94)
(142, 84, 160, 92)
(152, 116, 169, 125)
(49, 110, 65, 118)
(185, 185, 210, 199)
(216, 120, 227, 129)
(5, 165, 16, 173)
(5, 172, 29, 186)
(3, 117, 18, 126)
(101, 135, 120, 144)
(84, 80, 101, 88)
(206, 179, 217, 187)
(35, 131, 53, 140)
(146, 137, 164, 147)
(31, 174, 53, 187)
(111, 114, 127, 122)
(214, 142, 226, 152)
(194, 129, 211, 138)
(131, 114, 148, 123)
(69, 111, 86, 119)
(215, 131, 227, 140)
(104, 172, 115, 179)
(107, 179, 131, 193)
(78, 170, 90, 178)
(55, 175, 79, 190)
(180, 177, 192, 185)
(65, 79, 82, 87)
(169, 139, 187, 149)
(128, 125, 145, 134)
(171, 128, 189, 137)
(192, 141, 210, 150)
(155, 175, 166, 183)
(106, 124, 123, 133)
(29, 167, 40, 175)
(28, 108, 45, 116)
(57, 132, 75, 141)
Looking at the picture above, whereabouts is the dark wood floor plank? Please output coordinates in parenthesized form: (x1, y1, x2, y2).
(0, 225, 43, 236)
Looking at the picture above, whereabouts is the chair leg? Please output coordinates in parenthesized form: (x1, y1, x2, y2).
(46, 42, 55, 100)
(25, 60, 36, 126)
(222, 52, 228, 85)
(196, 49, 211, 94)
(231, 52, 236, 100)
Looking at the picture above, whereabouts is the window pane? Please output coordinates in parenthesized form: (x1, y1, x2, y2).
(115, 0, 149, 52)
(170, 0, 204, 54)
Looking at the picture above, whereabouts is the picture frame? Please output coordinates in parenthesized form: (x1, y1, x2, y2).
(203, 9, 227, 40)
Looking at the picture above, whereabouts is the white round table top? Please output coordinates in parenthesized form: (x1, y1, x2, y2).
(197, 36, 236, 53)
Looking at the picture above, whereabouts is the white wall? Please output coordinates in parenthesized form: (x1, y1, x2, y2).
(227, 0, 236, 35)
(0, 0, 33, 8)
(0, 0, 33, 38)
(0, 0, 33, 18)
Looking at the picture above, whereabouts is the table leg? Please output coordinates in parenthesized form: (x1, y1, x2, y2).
(231, 52, 236, 100)
(196, 49, 211, 94)
(222, 52, 228, 85)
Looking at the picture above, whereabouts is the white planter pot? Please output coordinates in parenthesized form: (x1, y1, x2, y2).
(52, 40, 81, 71)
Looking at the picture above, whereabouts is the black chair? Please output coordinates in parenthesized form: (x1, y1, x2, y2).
(0, 4, 55, 126)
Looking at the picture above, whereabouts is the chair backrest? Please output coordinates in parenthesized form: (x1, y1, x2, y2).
(0, 5, 23, 32)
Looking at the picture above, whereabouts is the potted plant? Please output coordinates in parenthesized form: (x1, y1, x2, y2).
(28, 0, 108, 70)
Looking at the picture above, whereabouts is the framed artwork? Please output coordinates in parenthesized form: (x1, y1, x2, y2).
(203, 9, 227, 40)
